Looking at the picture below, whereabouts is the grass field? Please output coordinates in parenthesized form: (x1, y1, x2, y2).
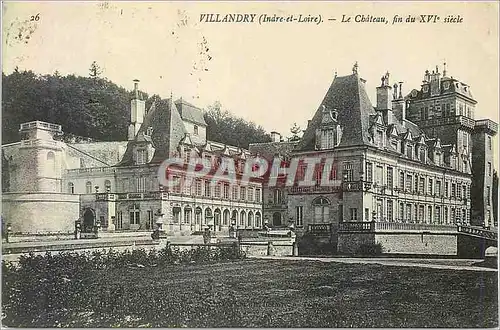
(2, 259, 497, 328)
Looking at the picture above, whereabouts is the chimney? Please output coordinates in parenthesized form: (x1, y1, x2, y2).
(133, 79, 140, 99)
(130, 79, 146, 136)
(270, 131, 281, 143)
(376, 72, 394, 125)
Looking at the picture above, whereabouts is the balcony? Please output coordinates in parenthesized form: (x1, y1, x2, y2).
(20, 121, 62, 132)
(289, 185, 341, 194)
(116, 192, 169, 200)
(307, 223, 332, 236)
(339, 221, 374, 232)
(457, 225, 498, 240)
(338, 221, 457, 233)
(475, 119, 498, 135)
(66, 167, 116, 175)
(20, 139, 59, 149)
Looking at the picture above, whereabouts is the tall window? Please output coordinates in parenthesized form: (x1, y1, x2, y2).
(194, 125, 199, 135)
(399, 171, 405, 189)
(436, 181, 441, 196)
(376, 166, 383, 185)
(487, 186, 491, 206)
(428, 179, 433, 195)
(419, 177, 425, 194)
(273, 189, 282, 204)
(349, 208, 358, 221)
(377, 130, 384, 148)
(86, 181, 92, 194)
(488, 162, 492, 176)
(488, 136, 492, 150)
(399, 203, 404, 221)
(223, 183, 229, 199)
(387, 200, 393, 221)
(214, 182, 221, 198)
(418, 205, 424, 223)
(321, 129, 336, 149)
(116, 211, 123, 230)
(68, 182, 75, 194)
(240, 187, 246, 201)
(255, 188, 261, 203)
(366, 162, 373, 182)
(451, 183, 456, 198)
(406, 145, 413, 158)
(314, 197, 330, 223)
(343, 163, 353, 181)
(435, 206, 441, 224)
(204, 180, 211, 197)
(172, 176, 181, 194)
(427, 206, 432, 223)
(444, 207, 449, 224)
(405, 174, 412, 191)
(406, 204, 412, 222)
(136, 149, 146, 165)
(147, 210, 154, 229)
(445, 182, 449, 197)
(105, 180, 112, 192)
(130, 207, 140, 225)
(387, 167, 393, 188)
(248, 187, 254, 202)
(195, 179, 202, 196)
(296, 206, 304, 227)
(232, 186, 238, 200)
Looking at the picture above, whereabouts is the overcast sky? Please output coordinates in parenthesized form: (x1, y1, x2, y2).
(3, 2, 499, 152)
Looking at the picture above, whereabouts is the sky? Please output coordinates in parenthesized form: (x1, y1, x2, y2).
(2, 1, 499, 159)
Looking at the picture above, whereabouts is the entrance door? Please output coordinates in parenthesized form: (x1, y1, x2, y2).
(272, 212, 282, 226)
(83, 209, 95, 233)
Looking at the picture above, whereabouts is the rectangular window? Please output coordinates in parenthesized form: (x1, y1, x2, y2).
(436, 181, 441, 196)
(172, 176, 181, 194)
(232, 186, 238, 200)
(428, 206, 432, 223)
(462, 185, 467, 200)
(255, 188, 261, 203)
(428, 179, 433, 195)
(343, 163, 353, 181)
(248, 187, 254, 202)
(130, 210, 140, 225)
(445, 182, 449, 197)
(405, 174, 412, 192)
(435, 206, 441, 223)
(387, 167, 393, 188)
(366, 162, 373, 182)
(406, 145, 413, 158)
(194, 125, 199, 135)
(444, 207, 448, 224)
(214, 182, 221, 198)
(196, 179, 202, 196)
(487, 186, 491, 206)
(488, 136, 492, 150)
(376, 166, 383, 185)
(419, 177, 425, 194)
(240, 187, 246, 201)
(451, 183, 456, 198)
(116, 211, 123, 230)
(387, 200, 393, 221)
(399, 203, 404, 221)
(223, 183, 229, 199)
(399, 171, 405, 189)
(488, 162, 492, 176)
(451, 208, 456, 223)
(147, 210, 154, 229)
(349, 208, 358, 221)
(204, 181, 211, 197)
(419, 205, 424, 222)
(136, 149, 146, 165)
(296, 206, 303, 227)
(339, 205, 343, 222)
(364, 208, 369, 221)
(406, 204, 412, 222)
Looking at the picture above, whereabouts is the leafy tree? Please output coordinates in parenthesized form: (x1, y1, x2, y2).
(289, 123, 302, 141)
(204, 102, 271, 148)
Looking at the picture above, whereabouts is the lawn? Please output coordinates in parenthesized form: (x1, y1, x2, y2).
(2, 258, 497, 328)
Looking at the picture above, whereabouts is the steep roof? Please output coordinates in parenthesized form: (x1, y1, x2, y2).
(175, 99, 207, 126)
(117, 98, 188, 166)
(295, 73, 376, 151)
(249, 141, 298, 159)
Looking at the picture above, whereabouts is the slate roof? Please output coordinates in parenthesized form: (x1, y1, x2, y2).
(249, 141, 298, 159)
(295, 73, 377, 151)
(117, 98, 188, 166)
(175, 99, 207, 126)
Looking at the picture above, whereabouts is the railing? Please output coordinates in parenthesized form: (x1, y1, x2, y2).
(342, 181, 363, 192)
(418, 116, 475, 129)
(475, 119, 498, 133)
(457, 225, 498, 240)
(289, 185, 341, 194)
(20, 139, 58, 148)
(307, 223, 332, 236)
(95, 193, 116, 201)
(116, 192, 169, 200)
(66, 167, 116, 174)
(374, 222, 456, 232)
(339, 221, 374, 232)
(19, 121, 62, 132)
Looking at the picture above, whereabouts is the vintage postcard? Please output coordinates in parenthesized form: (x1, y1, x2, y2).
(1, 1, 498, 328)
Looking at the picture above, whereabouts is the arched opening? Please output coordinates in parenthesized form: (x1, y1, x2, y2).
(195, 207, 203, 231)
(231, 210, 238, 226)
(82, 208, 95, 233)
(214, 208, 221, 231)
(255, 212, 262, 228)
(248, 211, 254, 228)
(68, 182, 75, 194)
(184, 206, 192, 225)
(223, 209, 230, 226)
(240, 211, 246, 227)
(313, 197, 330, 223)
(205, 208, 213, 227)
(47, 151, 55, 172)
(272, 212, 282, 226)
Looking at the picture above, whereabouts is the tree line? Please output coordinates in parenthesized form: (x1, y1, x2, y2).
(2, 67, 272, 148)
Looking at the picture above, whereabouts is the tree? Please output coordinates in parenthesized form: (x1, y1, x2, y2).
(289, 123, 302, 141)
(204, 102, 271, 148)
(89, 61, 103, 79)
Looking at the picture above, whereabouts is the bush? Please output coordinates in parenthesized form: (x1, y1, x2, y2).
(356, 243, 383, 256)
(1, 244, 246, 327)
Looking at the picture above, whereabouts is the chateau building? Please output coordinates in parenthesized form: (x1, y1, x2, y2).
(253, 64, 496, 252)
(2, 81, 262, 234)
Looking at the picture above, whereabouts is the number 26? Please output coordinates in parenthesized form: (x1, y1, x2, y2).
(30, 13, 40, 21)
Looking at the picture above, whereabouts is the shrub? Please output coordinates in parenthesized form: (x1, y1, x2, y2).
(356, 243, 383, 256)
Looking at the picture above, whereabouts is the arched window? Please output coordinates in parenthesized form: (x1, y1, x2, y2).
(223, 209, 230, 226)
(247, 211, 253, 227)
(68, 182, 75, 194)
(104, 180, 112, 192)
(86, 181, 92, 194)
(313, 197, 330, 223)
(240, 211, 246, 227)
(255, 212, 262, 228)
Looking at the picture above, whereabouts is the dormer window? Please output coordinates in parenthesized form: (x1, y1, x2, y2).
(443, 81, 450, 90)
(406, 145, 413, 159)
(377, 130, 384, 148)
(411, 90, 418, 98)
(146, 126, 153, 136)
(321, 129, 336, 149)
(423, 85, 429, 93)
(194, 125, 199, 136)
(136, 149, 146, 165)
